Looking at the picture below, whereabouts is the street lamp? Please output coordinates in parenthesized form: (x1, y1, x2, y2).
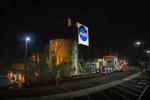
(145, 50, 150, 54)
(134, 40, 145, 74)
(145, 50, 150, 61)
(26, 37, 30, 41)
(25, 37, 30, 63)
(135, 40, 145, 53)
(135, 41, 142, 46)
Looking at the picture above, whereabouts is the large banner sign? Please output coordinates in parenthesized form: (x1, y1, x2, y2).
(76, 22, 89, 46)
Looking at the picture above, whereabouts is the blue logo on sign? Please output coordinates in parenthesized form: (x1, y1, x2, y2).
(79, 26, 88, 41)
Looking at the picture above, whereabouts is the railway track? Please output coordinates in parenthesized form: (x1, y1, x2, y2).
(70, 78, 150, 100)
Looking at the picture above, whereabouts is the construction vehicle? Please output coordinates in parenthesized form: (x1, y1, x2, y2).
(85, 55, 128, 75)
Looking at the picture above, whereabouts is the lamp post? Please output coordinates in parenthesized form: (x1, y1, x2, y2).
(145, 49, 150, 59)
(135, 41, 145, 54)
(135, 40, 145, 74)
(145, 50, 150, 54)
(135, 41, 144, 47)
(135, 41, 141, 45)
(25, 37, 30, 63)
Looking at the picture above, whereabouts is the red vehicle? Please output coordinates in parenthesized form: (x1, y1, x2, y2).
(100, 55, 128, 75)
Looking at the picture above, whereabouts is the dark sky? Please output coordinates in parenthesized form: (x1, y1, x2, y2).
(0, 1, 150, 61)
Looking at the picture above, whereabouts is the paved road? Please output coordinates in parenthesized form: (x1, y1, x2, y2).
(0, 67, 140, 99)
(71, 78, 150, 100)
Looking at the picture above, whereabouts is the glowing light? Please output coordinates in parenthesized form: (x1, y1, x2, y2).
(21, 75, 25, 83)
(18, 74, 22, 81)
(135, 41, 141, 46)
(146, 50, 150, 54)
(34, 72, 39, 77)
(26, 37, 30, 42)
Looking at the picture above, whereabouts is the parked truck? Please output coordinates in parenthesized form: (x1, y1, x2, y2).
(85, 55, 128, 75)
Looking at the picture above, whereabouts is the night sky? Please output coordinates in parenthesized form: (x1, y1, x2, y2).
(0, 1, 150, 62)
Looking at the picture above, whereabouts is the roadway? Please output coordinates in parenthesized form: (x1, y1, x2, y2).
(0, 66, 141, 99)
